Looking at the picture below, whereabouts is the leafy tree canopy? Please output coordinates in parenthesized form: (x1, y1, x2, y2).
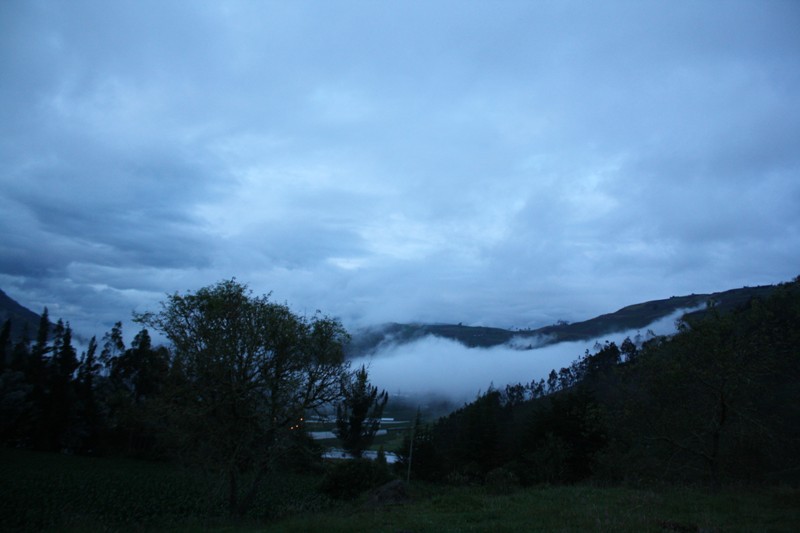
(135, 279, 351, 515)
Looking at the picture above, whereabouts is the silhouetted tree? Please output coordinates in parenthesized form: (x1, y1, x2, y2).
(620, 336, 638, 362)
(546, 369, 558, 394)
(0, 318, 30, 444)
(106, 328, 170, 456)
(31, 308, 50, 362)
(136, 279, 351, 516)
(75, 336, 102, 452)
(46, 322, 79, 450)
(100, 321, 125, 370)
(25, 309, 50, 449)
(503, 383, 527, 407)
(335, 365, 388, 458)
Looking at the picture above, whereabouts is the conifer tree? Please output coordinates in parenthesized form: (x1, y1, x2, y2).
(53, 322, 78, 380)
(335, 365, 388, 458)
(31, 308, 50, 360)
(76, 336, 102, 452)
(45, 321, 79, 450)
(26, 309, 50, 449)
(28, 308, 50, 386)
(100, 321, 126, 370)
(108, 328, 170, 456)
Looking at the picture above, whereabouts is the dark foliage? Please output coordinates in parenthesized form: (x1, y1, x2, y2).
(600, 279, 800, 486)
(320, 458, 393, 499)
(334, 365, 388, 458)
(412, 278, 800, 488)
(395, 409, 444, 482)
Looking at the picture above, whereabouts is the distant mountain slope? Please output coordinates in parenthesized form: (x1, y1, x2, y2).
(347, 284, 777, 357)
(0, 288, 45, 343)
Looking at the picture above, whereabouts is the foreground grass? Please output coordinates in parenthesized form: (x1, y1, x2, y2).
(0, 448, 333, 531)
(272, 483, 800, 533)
(2, 447, 798, 532)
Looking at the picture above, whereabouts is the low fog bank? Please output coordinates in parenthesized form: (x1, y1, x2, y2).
(353, 307, 700, 403)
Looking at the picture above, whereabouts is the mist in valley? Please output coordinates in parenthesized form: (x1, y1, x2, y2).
(354, 307, 696, 403)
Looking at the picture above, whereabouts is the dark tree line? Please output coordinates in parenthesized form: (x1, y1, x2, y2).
(400, 278, 800, 488)
(0, 280, 389, 514)
(0, 310, 171, 456)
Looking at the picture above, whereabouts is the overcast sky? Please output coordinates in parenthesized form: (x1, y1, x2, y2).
(1, 1, 799, 342)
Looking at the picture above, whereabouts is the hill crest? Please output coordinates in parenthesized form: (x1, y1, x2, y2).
(346, 284, 777, 357)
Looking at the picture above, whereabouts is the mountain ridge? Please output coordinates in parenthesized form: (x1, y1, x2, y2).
(0, 288, 47, 343)
(346, 284, 778, 357)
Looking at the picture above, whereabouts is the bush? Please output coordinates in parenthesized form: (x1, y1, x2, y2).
(444, 461, 483, 486)
(320, 458, 393, 500)
(485, 467, 520, 494)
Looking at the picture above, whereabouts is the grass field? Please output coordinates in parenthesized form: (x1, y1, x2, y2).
(271, 483, 800, 533)
(2, 447, 798, 532)
(0, 448, 333, 531)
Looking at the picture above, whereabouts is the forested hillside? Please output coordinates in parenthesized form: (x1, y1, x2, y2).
(400, 278, 800, 487)
(0, 289, 49, 345)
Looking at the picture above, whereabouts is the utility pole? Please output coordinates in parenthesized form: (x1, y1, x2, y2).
(406, 421, 415, 483)
(406, 406, 421, 483)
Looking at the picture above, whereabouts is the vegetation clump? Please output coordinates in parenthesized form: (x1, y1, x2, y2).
(320, 457, 394, 500)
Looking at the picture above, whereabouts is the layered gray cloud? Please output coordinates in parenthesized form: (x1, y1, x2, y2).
(1, 1, 798, 341)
